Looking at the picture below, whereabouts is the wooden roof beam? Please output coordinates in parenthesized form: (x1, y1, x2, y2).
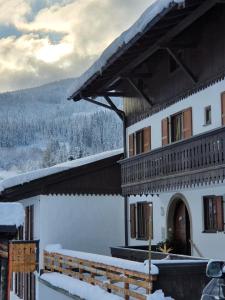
(101, 0, 218, 92)
(123, 72, 152, 80)
(125, 77, 153, 107)
(79, 97, 124, 121)
(165, 47, 198, 84)
(104, 96, 124, 120)
(125, 0, 218, 72)
(83, 91, 124, 97)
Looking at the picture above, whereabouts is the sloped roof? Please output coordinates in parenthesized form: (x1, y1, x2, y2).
(0, 149, 123, 201)
(68, 0, 216, 101)
(69, 0, 184, 100)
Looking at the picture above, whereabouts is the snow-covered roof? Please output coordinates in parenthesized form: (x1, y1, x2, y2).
(0, 149, 123, 193)
(69, 0, 185, 99)
(0, 203, 24, 227)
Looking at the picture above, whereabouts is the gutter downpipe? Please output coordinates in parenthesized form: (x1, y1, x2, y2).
(122, 112, 129, 247)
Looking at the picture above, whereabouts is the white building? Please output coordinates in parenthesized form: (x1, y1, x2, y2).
(68, 0, 225, 261)
(0, 149, 125, 300)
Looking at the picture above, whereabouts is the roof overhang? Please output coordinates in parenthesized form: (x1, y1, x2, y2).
(68, 0, 221, 102)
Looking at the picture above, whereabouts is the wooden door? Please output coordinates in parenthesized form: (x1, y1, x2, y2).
(174, 201, 191, 255)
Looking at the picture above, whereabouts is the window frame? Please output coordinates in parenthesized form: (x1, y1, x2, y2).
(170, 111, 183, 143)
(204, 105, 212, 126)
(135, 130, 144, 155)
(137, 202, 153, 241)
(203, 195, 224, 233)
(128, 127, 151, 157)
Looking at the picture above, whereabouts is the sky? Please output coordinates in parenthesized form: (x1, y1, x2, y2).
(0, 0, 153, 93)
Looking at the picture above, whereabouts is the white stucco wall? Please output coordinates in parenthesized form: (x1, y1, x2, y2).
(127, 78, 225, 152)
(39, 195, 125, 261)
(128, 183, 225, 260)
(14, 194, 124, 300)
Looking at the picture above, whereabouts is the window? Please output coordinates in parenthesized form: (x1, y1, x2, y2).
(204, 106, 211, 125)
(130, 202, 153, 240)
(136, 130, 144, 155)
(203, 196, 224, 232)
(161, 107, 192, 146)
(171, 112, 183, 142)
(128, 127, 151, 157)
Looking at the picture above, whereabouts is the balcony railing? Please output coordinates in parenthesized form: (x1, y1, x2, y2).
(43, 250, 157, 300)
(120, 127, 225, 195)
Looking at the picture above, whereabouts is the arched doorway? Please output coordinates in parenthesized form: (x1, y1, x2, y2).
(167, 196, 191, 255)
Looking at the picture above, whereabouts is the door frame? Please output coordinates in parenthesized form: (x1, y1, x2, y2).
(166, 193, 193, 255)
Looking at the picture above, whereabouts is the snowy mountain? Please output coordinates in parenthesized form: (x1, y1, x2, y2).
(0, 79, 123, 176)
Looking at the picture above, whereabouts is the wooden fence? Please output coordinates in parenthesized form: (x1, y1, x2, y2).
(43, 251, 157, 300)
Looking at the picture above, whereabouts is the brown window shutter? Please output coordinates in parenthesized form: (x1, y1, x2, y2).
(161, 118, 169, 146)
(130, 204, 136, 239)
(144, 203, 153, 240)
(221, 92, 225, 125)
(129, 134, 135, 157)
(216, 196, 224, 231)
(144, 203, 150, 240)
(149, 203, 153, 239)
(182, 107, 193, 139)
(143, 127, 151, 153)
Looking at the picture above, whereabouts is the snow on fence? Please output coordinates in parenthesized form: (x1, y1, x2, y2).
(43, 249, 158, 300)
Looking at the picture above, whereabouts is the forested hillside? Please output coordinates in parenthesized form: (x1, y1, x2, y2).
(0, 79, 123, 175)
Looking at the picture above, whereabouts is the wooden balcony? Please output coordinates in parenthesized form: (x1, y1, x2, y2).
(120, 127, 225, 195)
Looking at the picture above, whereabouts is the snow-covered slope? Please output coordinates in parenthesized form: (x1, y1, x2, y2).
(0, 79, 122, 173)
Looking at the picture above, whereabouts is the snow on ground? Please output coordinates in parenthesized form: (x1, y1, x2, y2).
(0, 203, 24, 227)
(70, 0, 185, 98)
(10, 292, 21, 300)
(45, 244, 158, 275)
(41, 273, 173, 300)
(0, 149, 123, 192)
(147, 290, 174, 300)
(41, 272, 123, 300)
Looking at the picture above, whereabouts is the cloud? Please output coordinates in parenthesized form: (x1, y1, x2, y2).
(0, 0, 152, 92)
(0, 0, 30, 26)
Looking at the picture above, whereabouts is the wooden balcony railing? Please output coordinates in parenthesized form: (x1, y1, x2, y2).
(43, 250, 157, 300)
(120, 127, 225, 195)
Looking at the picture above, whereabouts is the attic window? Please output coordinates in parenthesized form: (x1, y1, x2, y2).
(204, 106, 212, 125)
(169, 51, 182, 74)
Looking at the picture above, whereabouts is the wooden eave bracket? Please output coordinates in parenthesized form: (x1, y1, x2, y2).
(125, 77, 153, 107)
(165, 47, 198, 84)
(104, 96, 125, 120)
(97, 0, 217, 95)
(82, 96, 124, 121)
